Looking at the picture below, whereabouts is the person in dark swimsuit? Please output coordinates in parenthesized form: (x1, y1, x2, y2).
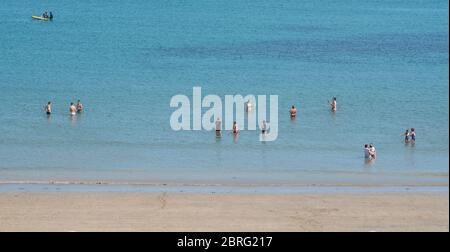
(403, 129, 409, 143)
(261, 120, 267, 134)
(45, 101, 52, 115)
(232, 121, 238, 134)
(289, 105, 297, 118)
(410, 128, 416, 142)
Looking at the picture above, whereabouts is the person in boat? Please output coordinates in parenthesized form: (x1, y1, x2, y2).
(42, 12, 48, 18)
(49, 12, 53, 20)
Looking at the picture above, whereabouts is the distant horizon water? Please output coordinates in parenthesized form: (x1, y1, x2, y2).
(0, 0, 448, 186)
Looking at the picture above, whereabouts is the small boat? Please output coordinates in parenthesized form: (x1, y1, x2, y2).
(32, 15, 50, 21)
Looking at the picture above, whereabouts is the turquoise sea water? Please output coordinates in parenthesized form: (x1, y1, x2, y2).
(0, 0, 448, 185)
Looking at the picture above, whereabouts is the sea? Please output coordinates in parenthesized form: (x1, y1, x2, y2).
(0, 0, 448, 186)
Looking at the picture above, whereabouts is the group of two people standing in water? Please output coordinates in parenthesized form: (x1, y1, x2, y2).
(289, 96, 337, 118)
(402, 128, 416, 143)
(44, 100, 83, 115)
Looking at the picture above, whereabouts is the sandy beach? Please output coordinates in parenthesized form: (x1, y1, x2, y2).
(0, 192, 448, 232)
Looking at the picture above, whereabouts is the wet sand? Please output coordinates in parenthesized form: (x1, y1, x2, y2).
(0, 192, 448, 231)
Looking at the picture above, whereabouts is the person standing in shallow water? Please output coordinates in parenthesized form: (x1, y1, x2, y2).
(330, 97, 337, 112)
(261, 120, 267, 134)
(364, 144, 371, 159)
(245, 100, 253, 112)
(215, 118, 222, 137)
(289, 105, 297, 118)
(369, 144, 376, 159)
(76, 100, 83, 113)
(69, 102, 77, 116)
(402, 129, 410, 143)
(232, 121, 239, 134)
(410, 128, 416, 143)
(44, 101, 52, 115)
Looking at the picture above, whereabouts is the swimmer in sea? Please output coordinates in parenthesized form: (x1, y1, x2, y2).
(364, 144, 371, 159)
(289, 105, 297, 118)
(215, 117, 222, 137)
(261, 120, 267, 134)
(245, 100, 253, 112)
(402, 129, 410, 143)
(45, 101, 52, 115)
(232, 121, 239, 134)
(369, 144, 376, 159)
(330, 97, 337, 112)
(410, 128, 416, 143)
(76, 100, 83, 113)
(69, 102, 77, 115)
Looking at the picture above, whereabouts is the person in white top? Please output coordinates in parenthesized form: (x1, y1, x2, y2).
(215, 118, 222, 137)
(215, 118, 221, 131)
(369, 144, 376, 159)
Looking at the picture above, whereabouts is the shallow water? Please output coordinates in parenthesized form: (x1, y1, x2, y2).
(0, 0, 448, 184)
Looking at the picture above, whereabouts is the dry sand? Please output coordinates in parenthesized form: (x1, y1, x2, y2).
(0, 192, 448, 231)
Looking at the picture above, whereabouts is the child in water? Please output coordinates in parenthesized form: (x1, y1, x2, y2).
(410, 128, 416, 143)
(402, 129, 410, 143)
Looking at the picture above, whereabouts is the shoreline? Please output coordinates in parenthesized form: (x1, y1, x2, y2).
(0, 180, 448, 194)
(0, 192, 448, 231)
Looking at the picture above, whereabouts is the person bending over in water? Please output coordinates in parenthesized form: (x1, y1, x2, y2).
(330, 97, 337, 112)
(76, 100, 83, 113)
(45, 101, 52, 115)
(289, 105, 297, 118)
(49, 11, 53, 20)
(410, 128, 416, 143)
(232, 121, 239, 134)
(69, 102, 77, 115)
(402, 129, 410, 143)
